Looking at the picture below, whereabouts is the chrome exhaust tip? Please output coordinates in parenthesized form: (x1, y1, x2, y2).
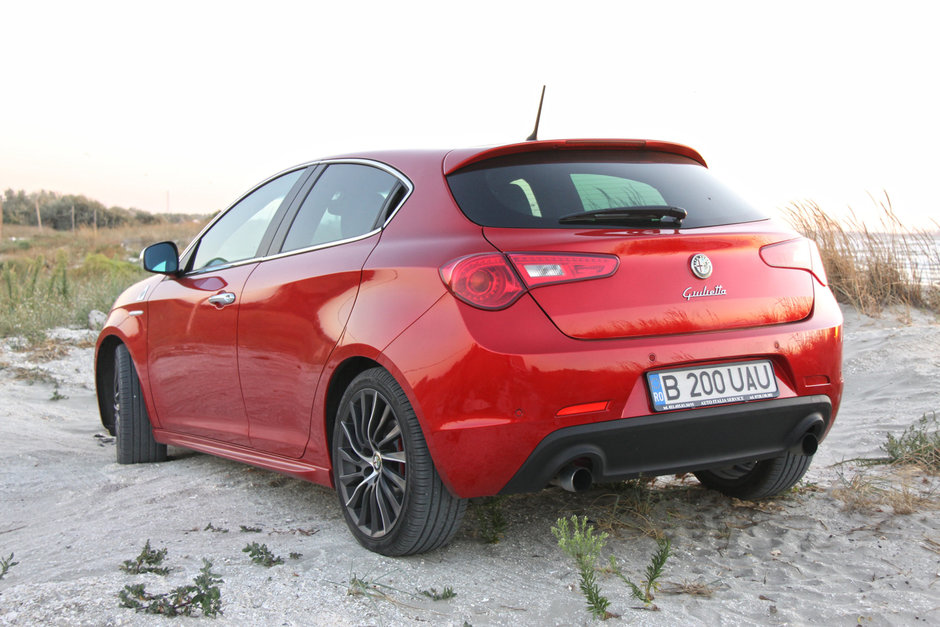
(551, 465, 593, 493)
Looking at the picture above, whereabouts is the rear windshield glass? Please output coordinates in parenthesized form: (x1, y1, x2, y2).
(446, 151, 767, 229)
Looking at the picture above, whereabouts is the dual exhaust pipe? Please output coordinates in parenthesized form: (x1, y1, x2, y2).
(550, 416, 822, 494)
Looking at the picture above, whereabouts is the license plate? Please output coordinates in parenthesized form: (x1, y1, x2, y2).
(646, 360, 779, 412)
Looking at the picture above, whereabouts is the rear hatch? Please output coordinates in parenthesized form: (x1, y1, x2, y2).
(445, 144, 816, 339)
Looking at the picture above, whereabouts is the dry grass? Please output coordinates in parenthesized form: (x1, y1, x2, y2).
(0, 221, 204, 266)
(659, 580, 720, 597)
(0, 221, 207, 341)
(831, 467, 938, 515)
(590, 478, 689, 540)
(783, 195, 940, 315)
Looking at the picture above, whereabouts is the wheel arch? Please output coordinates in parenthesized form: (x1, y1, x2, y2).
(323, 355, 382, 466)
(95, 334, 124, 435)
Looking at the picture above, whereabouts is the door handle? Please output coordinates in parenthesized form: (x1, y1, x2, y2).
(208, 292, 236, 307)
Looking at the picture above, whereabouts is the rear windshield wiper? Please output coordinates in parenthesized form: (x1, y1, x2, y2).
(558, 205, 688, 227)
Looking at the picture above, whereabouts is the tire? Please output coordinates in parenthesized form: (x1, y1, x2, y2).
(332, 368, 466, 555)
(114, 344, 167, 464)
(694, 452, 812, 500)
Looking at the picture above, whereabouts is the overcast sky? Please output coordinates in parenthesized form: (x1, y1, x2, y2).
(2, 1, 937, 227)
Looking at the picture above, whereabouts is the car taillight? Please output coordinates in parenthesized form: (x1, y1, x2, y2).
(760, 238, 828, 286)
(440, 254, 527, 310)
(440, 252, 620, 310)
(507, 253, 619, 287)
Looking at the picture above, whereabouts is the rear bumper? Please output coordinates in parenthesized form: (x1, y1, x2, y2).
(381, 286, 843, 499)
(499, 395, 831, 494)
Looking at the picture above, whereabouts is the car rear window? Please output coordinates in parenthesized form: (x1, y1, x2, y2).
(445, 150, 767, 229)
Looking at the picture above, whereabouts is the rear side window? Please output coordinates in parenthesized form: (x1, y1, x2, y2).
(281, 163, 399, 253)
(446, 151, 767, 229)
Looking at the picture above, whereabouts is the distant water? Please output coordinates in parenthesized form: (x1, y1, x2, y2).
(845, 232, 940, 286)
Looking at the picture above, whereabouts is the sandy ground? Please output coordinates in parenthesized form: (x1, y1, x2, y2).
(0, 307, 938, 626)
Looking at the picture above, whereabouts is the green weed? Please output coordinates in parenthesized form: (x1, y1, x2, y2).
(118, 559, 222, 617)
(552, 515, 612, 620)
(120, 540, 169, 576)
(420, 586, 456, 601)
(0, 552, 18, 580)
(609, 537, 672, 607)
(474, 496, 507, 544)
(882, 411, 940, 472)
(242, 542, 283, 567)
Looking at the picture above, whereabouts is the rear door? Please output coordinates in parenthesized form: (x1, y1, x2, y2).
(237, 162, 406, 457)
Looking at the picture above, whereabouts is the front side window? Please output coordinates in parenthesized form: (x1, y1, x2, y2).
(191, 169, 304, 271)
(281, 163, 399, 253)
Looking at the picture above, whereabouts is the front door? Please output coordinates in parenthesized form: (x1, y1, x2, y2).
(146, 168, 306, 444)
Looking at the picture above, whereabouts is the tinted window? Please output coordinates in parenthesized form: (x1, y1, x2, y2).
(281, 164, 399, 253)
(446, 151, 767, 229)
(192, 169, 303, 270)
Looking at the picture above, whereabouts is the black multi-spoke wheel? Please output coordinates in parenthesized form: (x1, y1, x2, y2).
(332, 368, 466, 555)
(336, 387, 407, 538)
(113, 344, 167, 464)
(694, 452, 812, 499)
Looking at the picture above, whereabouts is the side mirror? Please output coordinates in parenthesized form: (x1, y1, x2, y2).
(141, 241, 180, 274)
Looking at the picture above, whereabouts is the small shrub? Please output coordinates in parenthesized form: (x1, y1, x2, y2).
(0, 553, 19, 580)
(420, 586, 456, 601)
(474, 496, 507, 544)
(239, 525, 262, 533)
(882, 411, 940, 472)
(120, 540, 169, 576)
(552, 515, 612, 620)
(242, 542, 283, 567)
(118, 559, 222, 617)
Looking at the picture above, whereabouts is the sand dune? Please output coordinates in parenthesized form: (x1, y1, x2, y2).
(0, 307, 937, 625)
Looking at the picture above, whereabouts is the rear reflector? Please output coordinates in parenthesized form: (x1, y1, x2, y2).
(760, 238, 828, 286)
(556, 401, 610, 417)
(441, 252, 620, 310)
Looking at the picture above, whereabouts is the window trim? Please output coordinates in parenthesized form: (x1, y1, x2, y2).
(265, 158, 413, 261)
(178, 165, 314, 275)
(175, 158, 412, 276)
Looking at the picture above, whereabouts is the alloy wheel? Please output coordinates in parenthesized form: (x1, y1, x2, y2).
(335, 388, 407, 538)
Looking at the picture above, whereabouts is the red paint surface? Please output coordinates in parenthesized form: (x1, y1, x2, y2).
(96, 141, 844, 499)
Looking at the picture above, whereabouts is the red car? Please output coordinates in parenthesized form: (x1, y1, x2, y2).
(95, 139, 843, 555)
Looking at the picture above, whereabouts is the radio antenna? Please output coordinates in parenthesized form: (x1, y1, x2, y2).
(525, 85, 546, 141)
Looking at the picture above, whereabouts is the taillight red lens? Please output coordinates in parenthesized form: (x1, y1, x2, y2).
(441, 252, 620, 310)
(760, 238, 828, 286)
(507, 253, 619, 287)
(440, 254, 526, 310)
